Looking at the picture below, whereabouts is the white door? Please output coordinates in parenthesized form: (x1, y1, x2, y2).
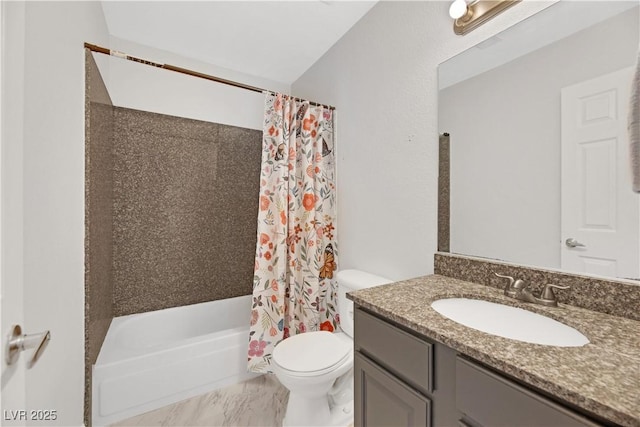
(561, 67, 640, 279)
(2, 2, 29, 424)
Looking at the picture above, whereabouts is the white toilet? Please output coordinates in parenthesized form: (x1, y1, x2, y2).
(272, 269, 392, 427)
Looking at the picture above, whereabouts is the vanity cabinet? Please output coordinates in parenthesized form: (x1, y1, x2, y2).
(354, 308, 457, 427)
(455, 357, 600, 427)
(353, 306, 605, 427)
(354, 352, 431, 426)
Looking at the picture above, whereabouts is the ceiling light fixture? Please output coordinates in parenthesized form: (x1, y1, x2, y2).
(449, 0, 469, 20)
(451, 0, 521, 35)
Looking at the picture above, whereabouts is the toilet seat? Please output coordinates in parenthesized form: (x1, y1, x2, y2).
(273, 331, 352, 377)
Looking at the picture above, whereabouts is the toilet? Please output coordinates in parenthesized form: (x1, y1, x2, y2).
(272, 269, 392, 427)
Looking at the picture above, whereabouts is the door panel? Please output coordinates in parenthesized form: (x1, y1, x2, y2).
(1, 1, 27, 422)
(561, 67, 640, 279)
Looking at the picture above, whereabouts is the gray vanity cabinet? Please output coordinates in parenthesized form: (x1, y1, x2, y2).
(354, 308, 457, 427)
(353, 306, 605, 427)
(354, 352, 431, 426)
(455, 358, 601, 427)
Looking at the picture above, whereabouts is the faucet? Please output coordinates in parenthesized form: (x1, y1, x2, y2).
(494, 273, 569, 307)
(536, 283, 571, 307)
(494, 272, 520, 298)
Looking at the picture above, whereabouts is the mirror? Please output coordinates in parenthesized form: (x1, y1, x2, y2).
(438, 1, 640, 281)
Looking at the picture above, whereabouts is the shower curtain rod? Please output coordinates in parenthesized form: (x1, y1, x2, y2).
(84, 43, 335, 111)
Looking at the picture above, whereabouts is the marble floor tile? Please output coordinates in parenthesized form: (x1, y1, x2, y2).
(112, 374, 289, 427)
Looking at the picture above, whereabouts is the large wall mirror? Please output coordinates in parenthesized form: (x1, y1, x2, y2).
(439, 1, 640, 282)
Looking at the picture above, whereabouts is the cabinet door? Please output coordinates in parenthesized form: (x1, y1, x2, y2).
(456, 357, 602, 427)
(355, 352, 431, 427)
(355, 309, 433, 394)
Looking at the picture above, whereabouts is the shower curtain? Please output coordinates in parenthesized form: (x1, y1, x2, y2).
(248, 93, 338, 373)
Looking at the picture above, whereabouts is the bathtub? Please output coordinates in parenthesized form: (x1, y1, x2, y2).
(92, 295, 259, 426)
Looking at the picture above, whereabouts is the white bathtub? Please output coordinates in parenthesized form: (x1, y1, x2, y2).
(92, 295, 259, 426)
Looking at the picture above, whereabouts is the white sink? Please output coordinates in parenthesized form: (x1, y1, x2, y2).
(431, 298, 589, 347)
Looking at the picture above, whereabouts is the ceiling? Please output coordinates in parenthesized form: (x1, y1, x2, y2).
(101, 1, 377, 85)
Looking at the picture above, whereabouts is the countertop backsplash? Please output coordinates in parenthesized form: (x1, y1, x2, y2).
(434, 252, 640, 321)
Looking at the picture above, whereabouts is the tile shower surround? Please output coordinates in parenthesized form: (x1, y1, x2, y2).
(85, 48, 263, 424)
(438, 133, 450, 252)
(85, 50, 114, 426)
(112, 108, 262, 316)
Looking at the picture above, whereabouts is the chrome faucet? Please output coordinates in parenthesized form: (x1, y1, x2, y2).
(494, 273, 569, 307)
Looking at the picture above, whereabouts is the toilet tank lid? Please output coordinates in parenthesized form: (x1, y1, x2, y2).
(336, 269, 392, 290)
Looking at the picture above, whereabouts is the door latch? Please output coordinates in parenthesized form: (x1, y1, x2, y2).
(5, 325, 51, 369)
(565, 238, 586, 248)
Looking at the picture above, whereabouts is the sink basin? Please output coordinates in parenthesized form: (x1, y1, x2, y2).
(431, 298, 589, 347)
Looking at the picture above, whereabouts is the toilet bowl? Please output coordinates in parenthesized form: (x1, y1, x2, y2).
(272, 331, 353, 426)
(272, 270, 392, 427)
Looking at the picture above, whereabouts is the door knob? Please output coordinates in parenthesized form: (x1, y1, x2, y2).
(5, 325, 51, 368)
(565, 238, 586, 248)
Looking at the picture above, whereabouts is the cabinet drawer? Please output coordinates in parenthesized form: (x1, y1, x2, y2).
(456, 357, 601, 427)
(355, 352, 431, 427)
(355, 308, 433, 394)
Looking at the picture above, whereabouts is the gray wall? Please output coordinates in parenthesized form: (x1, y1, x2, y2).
(440, 8, 639, 269)
(112, 107, 262, 316)
(85, 49, 114, 426)
(290, 1, 555, 282)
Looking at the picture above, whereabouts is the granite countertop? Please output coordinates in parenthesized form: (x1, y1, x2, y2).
(347, 275, 640, 427)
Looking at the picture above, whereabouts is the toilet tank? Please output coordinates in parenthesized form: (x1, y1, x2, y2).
(337, 269, 392, 338)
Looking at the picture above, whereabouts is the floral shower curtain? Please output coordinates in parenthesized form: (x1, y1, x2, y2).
(248, 93, 338, 373)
